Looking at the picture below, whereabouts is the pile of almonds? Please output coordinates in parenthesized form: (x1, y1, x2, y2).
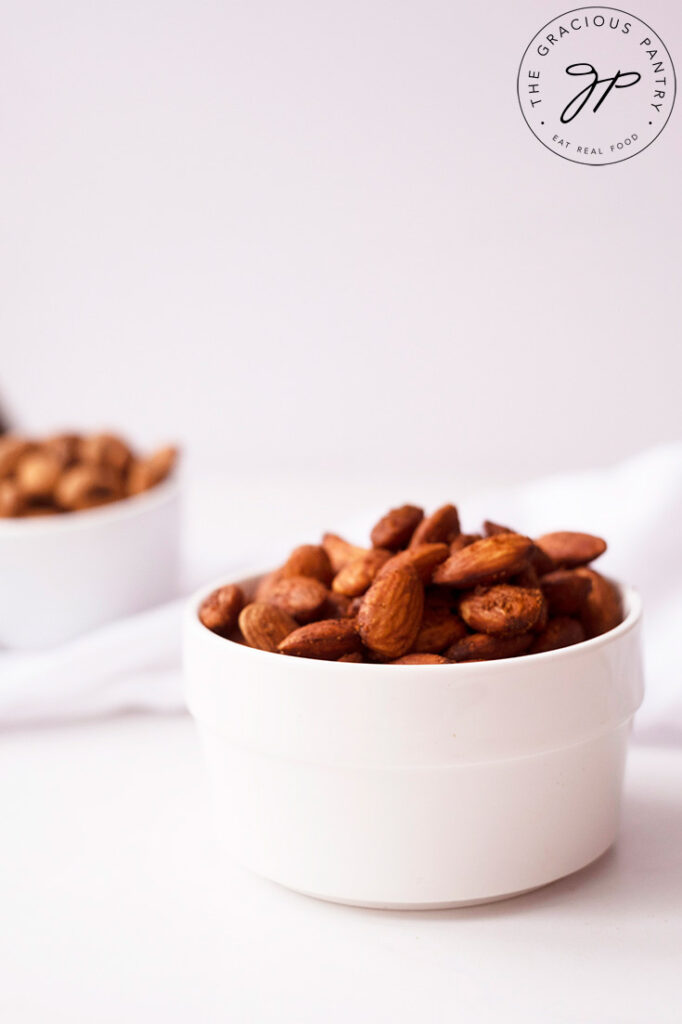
(199, 503, 622, 664)
(0, 432, 177, 517)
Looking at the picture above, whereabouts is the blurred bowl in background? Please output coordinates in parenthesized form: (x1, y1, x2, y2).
(0, 476, 181, 649)
(185, 572, 644, 909)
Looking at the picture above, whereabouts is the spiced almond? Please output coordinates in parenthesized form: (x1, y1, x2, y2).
(279, 619, 361, 660)
(239, 603, 298, 652)
(433, 533, 533, 588)
(459, 584, 545, 637)
(370, 504, 424, 551)
(357, 565, 424, 659)
(536, 531, 607, 568)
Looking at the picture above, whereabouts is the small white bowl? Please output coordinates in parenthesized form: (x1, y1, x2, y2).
(0, 477, 181, 649)
(184, 572, 644, 909)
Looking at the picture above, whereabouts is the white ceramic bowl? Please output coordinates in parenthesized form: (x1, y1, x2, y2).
(0, 477, 181, 649)
(184, 572, 644, 909)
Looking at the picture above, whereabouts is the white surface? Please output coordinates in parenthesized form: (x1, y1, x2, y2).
(1, 0, 681, 483)
(1, 713, 680, 1023)
(186, 577, 643, 906)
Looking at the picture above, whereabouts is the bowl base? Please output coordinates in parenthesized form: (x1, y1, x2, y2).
(254, 839, 616, 911)
(280, 882, 542, 910)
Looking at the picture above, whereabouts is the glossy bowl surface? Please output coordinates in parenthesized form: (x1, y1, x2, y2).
(184, 571, 644, 908)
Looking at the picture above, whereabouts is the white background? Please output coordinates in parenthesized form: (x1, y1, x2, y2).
(1, 0, 681, 483)
(2, 7, 682, 1021)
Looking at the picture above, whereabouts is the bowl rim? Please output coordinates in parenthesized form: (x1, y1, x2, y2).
(185, 567, 643, 674)
(0, 472, 180, 536)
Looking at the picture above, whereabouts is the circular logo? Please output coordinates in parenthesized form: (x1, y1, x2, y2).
(517, 6, 676, 165)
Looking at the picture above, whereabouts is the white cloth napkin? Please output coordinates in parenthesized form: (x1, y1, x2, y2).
(1, 442, 680, 740)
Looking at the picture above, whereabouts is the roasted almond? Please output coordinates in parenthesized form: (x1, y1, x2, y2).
(450, 533, 482, 552)
(279, 619, 361, 660)
(199, 584, 245, 637)
(332, 548, 392, 597)
(259, 574, 328, 623)
(127, 446, 177, 496)
(281, 544, 333, 585)
(55, 464, 121, 510)
(0, 479, 26, 517)
(254, 569, 284, 602)
(445, 632, 534, 662)
(390, 653, 450, 665)
(412, 593, 468, 653)
(321, 533, 367, 573)
(575, 568, 622, 638)
(409, 504, 460, 547)
(530, 616, 585, 654)
(15, 450, 62, 499)
(321, 590, 355, 619)
(79, 433, 133, 474)
(42, 433, 80, 467)
(433, 533, 533, 588)
(483, 519, 512, 536)
(0, 436, 33, 477)
(337, 651, 364, 663)
(541, 569, 592, 616)
(513, 564, 540, 588)
(375, 542, 450, 583)
(358, 565, 424, 659)
(459, 584, 545, 637)
(536, 531, 607, 568)
(533, 595, 549, 634)
(239, 602, 298, 652)
(528, 544, 555, 577)
(370, 504, 424, 551)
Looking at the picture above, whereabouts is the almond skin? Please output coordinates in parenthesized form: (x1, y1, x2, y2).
(370, 504, 424, 551)
(337, 652, 364, 663)
(199, 584, 245, 637)
(483, 519, 512, 536)
(321, 590, 355, 619)
(254, 569, 285, 602)
(79, 433, 133, 473)
(433, 533, 533, 588)
(409, 504, 460, 547)
(239, 602, 298, 652)
(575, 568, 622, 638)
(459, 584, 545, 637)
(260, 574, 328, 623)
(278, 619, 361, 660)
(281, 544, 333, 585)
(450, 533, 482, 552)
(332, 548, 392, 597)
(0, 479, 26, 517)
(0, 436, 33, 477)
(390, 653, 450, 665)
(514, 564, 540, 588)
(530, 616, 585, 654)
(358, 565, 424, 659)
(15, 450, 62, 499)
(445, 632, 534, 662)
(375, 543, 450, 583)
(529, 544, 556, 577)
(412, 593, 468, 653)
(536, 531, 607, 568)
(533, 595, 549, 634)
(541, 569, 592, 616)
(322, 533, 367, 573)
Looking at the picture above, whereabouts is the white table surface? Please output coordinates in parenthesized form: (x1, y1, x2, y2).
(2, 714, 681, 1024)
